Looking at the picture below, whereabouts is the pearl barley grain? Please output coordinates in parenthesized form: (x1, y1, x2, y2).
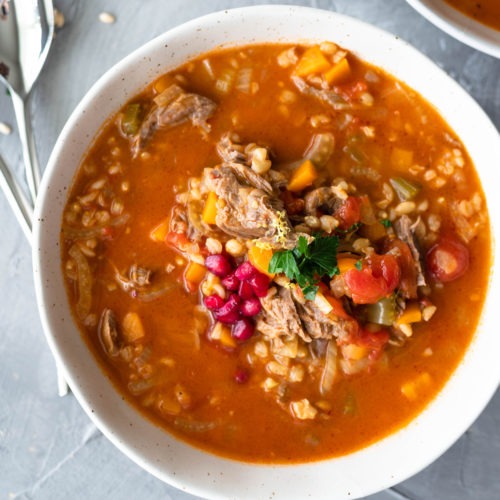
(0, 122, 12, 135)
(99, 12, 116, 24)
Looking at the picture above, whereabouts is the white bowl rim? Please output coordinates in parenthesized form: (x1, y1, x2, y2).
(33, 5, 500, 499)
(406, 0, 500, 58)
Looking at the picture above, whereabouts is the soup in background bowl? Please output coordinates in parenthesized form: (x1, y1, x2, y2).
(33, 5, 500, 499)
(406, 0, 500, 58)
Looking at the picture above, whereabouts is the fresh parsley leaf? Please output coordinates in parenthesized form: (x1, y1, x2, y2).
(269, 250, 300, 279)
(267, 234, 339, 300)
(355, 260, 363, 271)
(380, 218, 392, 228)
(296, 235, 310, 257)
(302, 285, 319, 300)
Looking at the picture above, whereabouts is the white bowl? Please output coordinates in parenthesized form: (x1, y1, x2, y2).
(33, 5, 500, 499)
(407, 0, 500, 58)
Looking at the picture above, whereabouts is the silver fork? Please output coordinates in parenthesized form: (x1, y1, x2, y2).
(0, 0, 69, 396)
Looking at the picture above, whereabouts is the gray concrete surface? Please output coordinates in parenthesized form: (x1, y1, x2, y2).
(0, 0, 499, 498)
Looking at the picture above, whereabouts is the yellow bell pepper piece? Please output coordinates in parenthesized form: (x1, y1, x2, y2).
(185, 261, 206, 285)
(395, 303, 422, 325)
(287, 160, 318, 192)
(248, 245, 275, 277)
(337, 257, 359, 274)
(150, 218, 170, 242)
(295, 46, 331, 77)
(324, 58, 351, 86)
(202, 191, 218, 225)
(390, 147, 414, 171)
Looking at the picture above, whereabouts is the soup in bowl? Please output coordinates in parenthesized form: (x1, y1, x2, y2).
(33, 5, 500, 499)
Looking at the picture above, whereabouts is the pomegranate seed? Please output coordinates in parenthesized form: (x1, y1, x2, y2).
(231, 317, 254, 341)
(238, 279, 255, 300)
(221, 273, 240, 291)
(240, 297, 262, 317)
(213, 294, 241, 324)
(235, 261, 257, 281)
(248, 272, 270, 297)
(205, 254, 233, 278)
(204, 294, 225, 310)
(213, 309, 240, 324)
(234, 367, 250, 384)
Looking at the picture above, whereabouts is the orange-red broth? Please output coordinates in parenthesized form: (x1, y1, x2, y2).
(61, 44, 490, 463)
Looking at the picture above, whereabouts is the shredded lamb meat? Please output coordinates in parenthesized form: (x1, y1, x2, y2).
(132, 84, 216, 154)
(257, 285, 357, 343)
(394, 215, 427, 287)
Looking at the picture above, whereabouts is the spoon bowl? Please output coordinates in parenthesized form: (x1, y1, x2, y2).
(0, 0, 54, 201)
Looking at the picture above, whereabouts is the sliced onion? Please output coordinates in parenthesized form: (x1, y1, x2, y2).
(63, 213, 130, 240)
(68, 244, 92, 320)
(305, 133, 335, 167)
(320, 340, 338, 395)
(173, 417, 217, 433)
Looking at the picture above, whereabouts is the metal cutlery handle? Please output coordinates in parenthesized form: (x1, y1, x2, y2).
(11, 91, 41, 203)
(0, 154, 33, 242)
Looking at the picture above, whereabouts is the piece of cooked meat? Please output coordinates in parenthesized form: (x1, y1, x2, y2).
(256, 286, 304, 340)
(204, 166, 296, 248)
(295, 299, 354, 343)
(216, 133, 250, 164)
(132, 84, 216, 154)
(98, 308, 120, 356)
(393, 215, 427, 287)
(257, 285, 357, 343)
(216, 134, 274, 194)
(291, 75, 352, 111)
(304, 187, 343, 215)
(226, 161, 274, 195)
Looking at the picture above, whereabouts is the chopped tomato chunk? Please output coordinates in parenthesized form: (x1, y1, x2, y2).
(347, 326, 390, 360)
(335, 196, 362, 230)
(344, 254, 401, 304)
(426, 236, 469, 283)
(325, 295, 353, 320)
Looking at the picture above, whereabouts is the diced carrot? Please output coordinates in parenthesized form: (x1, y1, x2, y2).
(390, 147, 414, 171)
(324, 58, 351, 86)
(248, 245, 275, 277)
(337, 257, 359, 274)
(185, 261, 206, 285)
(287, 160, 318, 192)
(219, 327, 237, 349)
(396, 302, 422, 325)
(295, 46, 331, 77)
(210, 322, 236, 349)
(150, 218, 170, 242)
(325, 295, 352, 320)
(202, 191, 218, 225)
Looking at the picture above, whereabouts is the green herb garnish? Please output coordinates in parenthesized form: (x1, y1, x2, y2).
(380, 218, 392, 228)
(355, 260, 363, 271)
(336, 221, 362, 234)
(268, 235, 339, 300)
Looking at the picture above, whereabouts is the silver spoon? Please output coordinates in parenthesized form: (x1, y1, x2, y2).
(0, 0, 54, 203)
(0, 0, 68, 397)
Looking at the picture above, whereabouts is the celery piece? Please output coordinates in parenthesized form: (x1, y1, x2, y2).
(365, 295, 396, 326)
(390, 177, 421, 201)
(121, 103, 142, 135)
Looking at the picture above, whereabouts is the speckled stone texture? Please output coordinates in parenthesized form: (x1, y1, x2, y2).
(0, 1, 499, 498)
